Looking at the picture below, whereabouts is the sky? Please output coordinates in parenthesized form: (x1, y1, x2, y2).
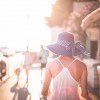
(0, 0, 56, 51)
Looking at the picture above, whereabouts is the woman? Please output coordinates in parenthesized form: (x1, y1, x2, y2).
(41, 32, 88, 100)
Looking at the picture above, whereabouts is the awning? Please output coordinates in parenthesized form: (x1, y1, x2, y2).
(81, 7, 100, 30)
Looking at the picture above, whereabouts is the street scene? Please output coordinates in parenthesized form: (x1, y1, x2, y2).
(0, 52, 45, 100)
(0, 0, 100, 100)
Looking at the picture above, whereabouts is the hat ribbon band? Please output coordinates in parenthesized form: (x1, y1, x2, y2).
(57, 40, 72, 47)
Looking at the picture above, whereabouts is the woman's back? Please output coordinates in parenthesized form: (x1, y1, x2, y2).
(49, 56, 85, 100)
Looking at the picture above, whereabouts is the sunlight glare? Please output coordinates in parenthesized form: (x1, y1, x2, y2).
(0, 0, 55, 51)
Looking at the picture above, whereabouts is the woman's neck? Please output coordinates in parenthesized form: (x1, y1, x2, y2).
(58, 55, 75, 60)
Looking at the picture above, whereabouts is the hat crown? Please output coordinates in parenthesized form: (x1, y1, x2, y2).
(58, 32, 74, 44)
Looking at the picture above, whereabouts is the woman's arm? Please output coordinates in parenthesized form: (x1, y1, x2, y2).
(80, 63, 88, 98)
(41, 62, 52, 96)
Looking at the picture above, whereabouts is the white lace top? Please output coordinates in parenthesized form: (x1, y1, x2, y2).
(50, 58, 80, 100)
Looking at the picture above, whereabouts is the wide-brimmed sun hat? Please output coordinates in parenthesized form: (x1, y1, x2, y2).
(46, 32, 87, 56)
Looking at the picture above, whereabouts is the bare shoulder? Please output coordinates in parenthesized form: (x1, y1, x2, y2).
(46, 58, 58, 69)
(76, 59, 87, 70)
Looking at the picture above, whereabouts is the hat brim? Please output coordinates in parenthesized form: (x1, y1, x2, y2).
(46, 43, 86, 56)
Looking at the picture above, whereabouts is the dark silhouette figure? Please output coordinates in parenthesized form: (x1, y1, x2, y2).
(10, 69, 31, 100)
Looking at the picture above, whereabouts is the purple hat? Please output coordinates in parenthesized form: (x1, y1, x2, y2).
(46, 32, 87, 56)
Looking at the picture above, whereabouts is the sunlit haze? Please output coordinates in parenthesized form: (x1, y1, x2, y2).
(0, 0, 56, 51)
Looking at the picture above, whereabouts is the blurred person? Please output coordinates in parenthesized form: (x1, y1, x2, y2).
(41, 32, 88, 100)
(39, 45, 49, 76)
(23, 46, 34, 82)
